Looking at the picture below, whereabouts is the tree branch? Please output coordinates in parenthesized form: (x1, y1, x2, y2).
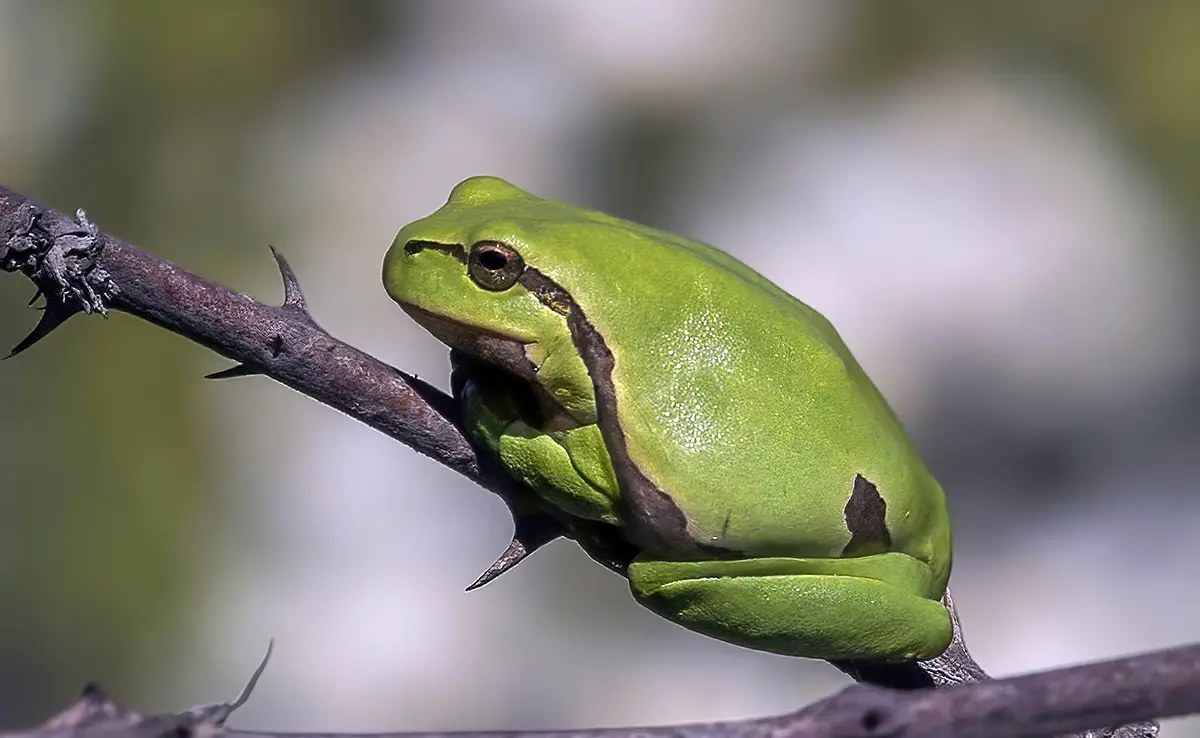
(0, 188, 479, 478)
(0, 185, 610, 583)
(0, 185, 1184, 736)
(0, 642, 1189, 738)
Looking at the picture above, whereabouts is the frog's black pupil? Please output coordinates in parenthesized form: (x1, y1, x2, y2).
(479, 249, 507, 271)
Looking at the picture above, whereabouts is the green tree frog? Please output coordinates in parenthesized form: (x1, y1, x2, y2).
(383, 176, 953, 662)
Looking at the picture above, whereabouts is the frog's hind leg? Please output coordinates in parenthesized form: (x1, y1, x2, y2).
(627, 553, 952, 662)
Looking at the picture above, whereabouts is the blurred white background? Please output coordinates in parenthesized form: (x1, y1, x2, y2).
(1, 2, 1197, 736)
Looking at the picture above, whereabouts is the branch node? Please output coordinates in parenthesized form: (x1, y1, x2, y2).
(38, 681, 139, 731)
(79, 683, 107, 700)
(2, 205, 119, 355)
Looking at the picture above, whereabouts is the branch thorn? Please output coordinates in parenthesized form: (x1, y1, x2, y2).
(183, 638, 274, 726)
(270, 247, 308, 313)
(5, 301, 80, 358)
(225, 638, 274, 718)
(465, 512, 564, 591)
(466, 537, 531, 591)
(205, 363, 264, 380)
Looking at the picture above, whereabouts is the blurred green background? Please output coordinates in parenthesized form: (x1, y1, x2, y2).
(1, 1, 1198, 735)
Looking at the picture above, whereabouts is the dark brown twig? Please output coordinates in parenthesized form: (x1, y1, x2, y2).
(0, 642, 1187, 738)
(0, 185, 583, 581)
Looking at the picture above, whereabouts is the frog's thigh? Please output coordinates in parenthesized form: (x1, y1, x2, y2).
(495, 431, 615, 523)
(627, 557, 952, 661)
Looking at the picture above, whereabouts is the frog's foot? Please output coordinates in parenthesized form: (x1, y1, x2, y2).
(627, 553, 952, 662)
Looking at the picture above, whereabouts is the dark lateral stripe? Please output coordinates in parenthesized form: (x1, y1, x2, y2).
(518, 267, 698, 557)
(404, 240, 467, 263)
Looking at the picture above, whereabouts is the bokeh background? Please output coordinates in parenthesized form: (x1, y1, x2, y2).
(1, 1, 1198, 735)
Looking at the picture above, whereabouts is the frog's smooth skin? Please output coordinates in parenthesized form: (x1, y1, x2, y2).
(383, 176, 953, 662)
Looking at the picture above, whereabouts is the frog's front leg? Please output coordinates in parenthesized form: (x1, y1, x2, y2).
(627, 553, 952, 662)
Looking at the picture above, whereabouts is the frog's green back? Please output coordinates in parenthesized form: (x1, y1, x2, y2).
(408, 177, 950, 594)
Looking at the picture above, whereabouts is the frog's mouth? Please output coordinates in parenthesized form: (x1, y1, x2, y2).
(402, 302, 585, 435)
(399, 302, 539, 381)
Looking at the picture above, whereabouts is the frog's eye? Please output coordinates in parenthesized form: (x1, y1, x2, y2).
(468, 240, 525, 291)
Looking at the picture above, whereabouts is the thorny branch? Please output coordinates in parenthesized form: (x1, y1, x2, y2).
(0, 185, 1187, 737)
(0, 640, 1190, 738)
(0, 185, 629, 587)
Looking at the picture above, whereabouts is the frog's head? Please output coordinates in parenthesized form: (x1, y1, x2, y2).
(383, 176, 572, 382)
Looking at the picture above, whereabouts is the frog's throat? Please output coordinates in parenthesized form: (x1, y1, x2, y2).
(399, 302, 540, 381)
(516, 265, 708, 560)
